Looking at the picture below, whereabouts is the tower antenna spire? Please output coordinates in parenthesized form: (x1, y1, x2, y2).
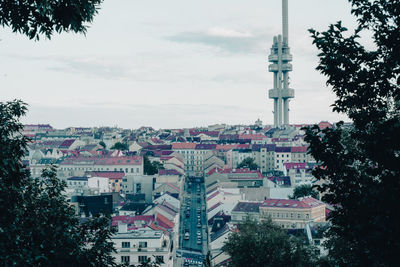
(268, 0, 294, 128)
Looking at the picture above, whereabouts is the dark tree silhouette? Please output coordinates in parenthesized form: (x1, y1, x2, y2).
(0, 0, 103, 40)
(305, 0, 400, 265)
(0, 100, 118, 266)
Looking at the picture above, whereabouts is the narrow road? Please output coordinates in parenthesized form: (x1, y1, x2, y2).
(177, 177, 208, 267)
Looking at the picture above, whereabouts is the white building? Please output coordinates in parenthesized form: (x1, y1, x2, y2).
(112, 225, 171, 266)
(87, 176, 110, 193)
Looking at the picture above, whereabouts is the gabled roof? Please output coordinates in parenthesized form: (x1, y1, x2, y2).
(207, 202, 222, 213)
(155, 213, 174, 229)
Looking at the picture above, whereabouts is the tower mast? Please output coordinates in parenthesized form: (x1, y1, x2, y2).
(268, 0, 294, 128)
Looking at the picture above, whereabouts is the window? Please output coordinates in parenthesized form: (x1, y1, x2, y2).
(306, 214, 310, 219)
(155, 256, 164, 263)
(291, 213, 293, 218)
(131, 168, 134, 173)
(298, 213, 301, 219)
(138, 256, 147, 263)
(136, 168, 139, 173)
(121, 256, 130, 263)
(139, 241, 147, 248)
(136, 183, 142, 193)
(122, 242, 130, 248)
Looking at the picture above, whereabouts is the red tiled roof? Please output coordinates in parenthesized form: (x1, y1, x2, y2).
(262, 197, 324, 209)
(165, 182, 180, 192)
(238, 134, 266, 140)
(291, 146, 307, 153)
(318, 121, 333, 130)
(171, 142, 197, 149)
(60, 156, 142, 166)
(284, 162, 307, 170)
(59, 139, 75, 148)
(155, 213, 174, 229)
(157, 204, 177, 216)
(207, 190, 220, 201)
(207, 202, 222, 213)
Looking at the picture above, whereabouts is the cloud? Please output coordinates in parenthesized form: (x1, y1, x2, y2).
(166, 27, 271, 54)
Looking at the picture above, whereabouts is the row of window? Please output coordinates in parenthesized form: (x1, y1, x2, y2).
(122, 241, 147, 248)
(262, 211, 310, 219)
(121, 255, 164, 264)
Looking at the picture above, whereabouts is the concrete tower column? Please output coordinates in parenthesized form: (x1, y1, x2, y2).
(282, 0, 289, 45)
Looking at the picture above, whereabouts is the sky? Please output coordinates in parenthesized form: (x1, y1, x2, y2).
(0, 0, 360, 129)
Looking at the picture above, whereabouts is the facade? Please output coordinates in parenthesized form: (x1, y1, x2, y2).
(58, 156, 143, 179)
(231, 201, 262, 223)
(112, 226, 171, 267)
(259, 197, 326, 229)
(121, 175, 156, 203)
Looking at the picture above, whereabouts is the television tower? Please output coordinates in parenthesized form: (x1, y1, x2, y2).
(268, 0, 294, 128)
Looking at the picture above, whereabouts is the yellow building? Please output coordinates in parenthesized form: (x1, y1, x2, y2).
(259, 197, 325, 229)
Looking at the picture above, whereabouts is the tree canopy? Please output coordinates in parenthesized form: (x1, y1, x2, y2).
(111, 142, 129, 151)
(143, 155, 164, 175)
(305, 0, 400, 265)
(222, 219, 317, 267)
(0, 0, 103, 40)
(0, 100, 117, 266)
(237, 157, 258, 170)
(289, 184, 319, 200)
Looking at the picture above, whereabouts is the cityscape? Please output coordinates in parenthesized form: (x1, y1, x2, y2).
(1, 0, 399, 266)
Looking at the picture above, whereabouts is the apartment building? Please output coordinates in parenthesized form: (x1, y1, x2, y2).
(259, 197, 326, 229)
(112, 226, 171, 267)
(58, 156, 143, 178)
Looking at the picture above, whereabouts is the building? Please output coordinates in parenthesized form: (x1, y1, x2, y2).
(58, 156, 143, 179)
(259, 197, 326, 229)
(121, 175, 156, 203)
(231, 201, 262, 223)
(112, 226, 171, 266)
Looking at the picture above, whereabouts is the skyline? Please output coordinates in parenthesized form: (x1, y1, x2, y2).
(0, 0, 361, 129)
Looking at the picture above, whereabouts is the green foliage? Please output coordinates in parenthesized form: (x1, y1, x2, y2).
(99, 141, 106, 149)
(237, 157, 258, 170)
(222, 219, 317, 267)
(0, 0, 103, 40)
(305, 0, 400, 265)
(290, 184, 319, 199)
(143, 155, 164, 175)
(111, 142, 129, 151)
(0, 100, 118, 266)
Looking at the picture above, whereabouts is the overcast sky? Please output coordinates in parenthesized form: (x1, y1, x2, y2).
(0, 0, 360, 129)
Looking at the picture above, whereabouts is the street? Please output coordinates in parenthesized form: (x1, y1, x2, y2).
(177, 177, 208, 266)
